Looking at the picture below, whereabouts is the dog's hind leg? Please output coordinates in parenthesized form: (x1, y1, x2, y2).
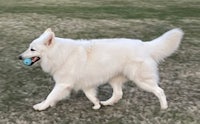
(127, 60, 168, 109)
(101, 75, 127, 106)
(33, 83, 72, 111)
(135, 79, 168, 110)
(83, 88, 101, 110)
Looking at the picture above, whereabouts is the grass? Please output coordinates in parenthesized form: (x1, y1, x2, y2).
(0, 5, 200, 20)
(0, 0, 199, 124)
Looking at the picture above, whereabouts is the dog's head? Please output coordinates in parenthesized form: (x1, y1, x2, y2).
(19, 28, 55, 66)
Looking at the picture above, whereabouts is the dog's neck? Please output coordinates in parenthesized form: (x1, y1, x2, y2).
(40, 38, 84, 75)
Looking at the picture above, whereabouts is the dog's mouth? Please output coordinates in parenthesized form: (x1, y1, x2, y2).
(30, 56, 40, 65)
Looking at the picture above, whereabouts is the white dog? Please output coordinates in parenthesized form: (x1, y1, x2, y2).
(19, 28, 183, 111)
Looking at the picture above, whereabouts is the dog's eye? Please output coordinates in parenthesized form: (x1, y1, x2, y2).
(30, 48, 36, 51)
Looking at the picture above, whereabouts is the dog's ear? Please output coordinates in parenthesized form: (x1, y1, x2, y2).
(44, 32, 54, 46)
(43, 28, 55, 46)
(45, 28, 52, 33)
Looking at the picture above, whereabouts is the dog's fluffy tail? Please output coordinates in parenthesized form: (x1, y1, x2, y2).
(146, 28, 184, 62)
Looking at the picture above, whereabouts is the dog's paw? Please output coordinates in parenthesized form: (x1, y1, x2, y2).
(161, 104, 168, 110)
(33, 101, 49, 111)
(100, 101, 114, 106)
(92, 104, 101, 110)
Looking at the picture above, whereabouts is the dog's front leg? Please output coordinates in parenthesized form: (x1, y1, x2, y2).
(33, 83, 71, 111)
(83, 88, 101, 110)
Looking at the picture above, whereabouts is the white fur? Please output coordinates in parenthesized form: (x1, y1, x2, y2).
(20, 28, 184, 111)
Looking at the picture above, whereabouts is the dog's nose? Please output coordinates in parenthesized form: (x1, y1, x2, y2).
(18, 55, 23, 60)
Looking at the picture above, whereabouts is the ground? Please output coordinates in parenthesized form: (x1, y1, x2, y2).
(0, 0, 199, 124)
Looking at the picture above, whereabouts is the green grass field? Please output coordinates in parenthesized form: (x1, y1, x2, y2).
(0, 0, 199, 123)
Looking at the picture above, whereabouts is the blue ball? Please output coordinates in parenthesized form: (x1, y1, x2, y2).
(23, 58, 32, 66)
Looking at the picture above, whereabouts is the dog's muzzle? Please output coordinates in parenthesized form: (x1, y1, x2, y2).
(19, 56, 40, 66)
(19, 55, 23, 60)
